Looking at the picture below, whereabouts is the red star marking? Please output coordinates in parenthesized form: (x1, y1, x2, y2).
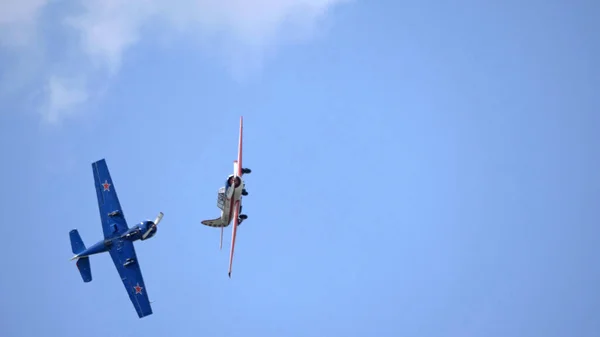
(134, 283, 143, 294)
(102, 180, 111, 191)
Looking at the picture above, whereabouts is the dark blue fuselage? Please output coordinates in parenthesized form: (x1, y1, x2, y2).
(75, 221, 157, 258)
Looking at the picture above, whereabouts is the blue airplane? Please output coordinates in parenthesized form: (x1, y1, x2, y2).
(69, 159, 163, 318)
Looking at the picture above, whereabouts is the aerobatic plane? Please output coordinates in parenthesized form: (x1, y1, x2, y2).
(201, 116, 251, 278)
(68, 159, 163, 318)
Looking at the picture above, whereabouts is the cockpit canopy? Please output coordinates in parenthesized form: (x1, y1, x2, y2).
(217, 187, 226, 209)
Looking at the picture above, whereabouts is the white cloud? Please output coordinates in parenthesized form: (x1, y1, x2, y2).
(0, 0, 48, 46)
(40, 76, 89, 123)
(0, 0, 350, 123)
(0, 0, 47, 24)
(64, 0, 159, 74)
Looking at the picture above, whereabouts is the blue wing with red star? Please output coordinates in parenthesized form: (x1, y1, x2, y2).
(92, 159, 129, 239)
(109, 238, 153, 318)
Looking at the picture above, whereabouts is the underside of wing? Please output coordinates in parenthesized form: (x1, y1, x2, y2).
(237, 116, 243, 176)
(92, 159, 129, 238)
(228, 200, 240, 278)
(228, 116, 244, 277)
(109, 239, 152, 318)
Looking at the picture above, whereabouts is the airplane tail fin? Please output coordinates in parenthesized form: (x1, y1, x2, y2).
(69, 229, 92, 282)
(70, 229, 86, 254)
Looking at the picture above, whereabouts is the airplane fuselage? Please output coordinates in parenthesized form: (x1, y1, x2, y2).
(71, 221, 157, 260)
(219, 174, 244, 226)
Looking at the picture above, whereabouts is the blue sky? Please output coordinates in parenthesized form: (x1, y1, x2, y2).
(1, 0, 600, 336)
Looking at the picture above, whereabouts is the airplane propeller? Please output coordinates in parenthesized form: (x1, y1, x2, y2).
(142, 212, 163, 240)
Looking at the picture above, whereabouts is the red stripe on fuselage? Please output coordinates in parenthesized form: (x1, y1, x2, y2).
(225, 186, 239, 226)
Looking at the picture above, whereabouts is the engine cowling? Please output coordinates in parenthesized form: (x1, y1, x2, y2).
(227, 175, 242, 188)
(141, 212, 163, 240)
(141, 221, 157, 240)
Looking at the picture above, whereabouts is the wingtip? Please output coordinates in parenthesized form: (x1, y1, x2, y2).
(228, 272, 231, 278)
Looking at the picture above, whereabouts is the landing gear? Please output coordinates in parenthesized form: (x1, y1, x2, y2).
(237, 169, 250, 226)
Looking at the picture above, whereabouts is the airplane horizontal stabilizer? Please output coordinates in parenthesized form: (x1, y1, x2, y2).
(76, 257, 92, 283)
(69, 229, 86, 255)
(201, 218, 226, 228)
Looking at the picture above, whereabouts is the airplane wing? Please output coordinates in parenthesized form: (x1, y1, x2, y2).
(228, 200, 240, 278)
(228, 116, 243, 278)
(236, 116, 243, 177)
(109, 238, 153, 318)
(92, 159, 129, 239)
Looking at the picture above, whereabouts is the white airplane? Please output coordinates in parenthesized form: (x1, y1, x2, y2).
(201, 116, 251, 278)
